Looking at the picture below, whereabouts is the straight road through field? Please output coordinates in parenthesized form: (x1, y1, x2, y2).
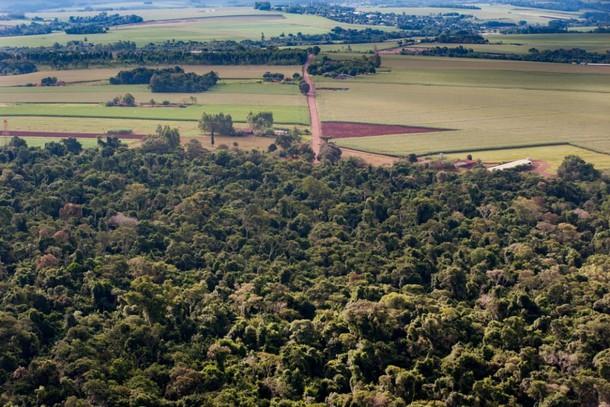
(304, 54, 322, 160)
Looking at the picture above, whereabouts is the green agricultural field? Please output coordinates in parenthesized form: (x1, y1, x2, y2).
(0, 103, 309, 125)
(291, 41, 403, 54)
(1, 116, 206, 138)
(0, 65, 303, 87)
(0, 11, 389, 47)
(441, 145, 610, 172)
(414, 33, 610, 55)
(356, 4, 581, 24)
(319, 55, 610, 168)
(0, 81, 304, 105)
(0, 62, 309, 142)
(485, 33, 610, 53)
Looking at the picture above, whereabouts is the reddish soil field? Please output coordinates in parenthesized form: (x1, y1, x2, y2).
(322, 121, 449, 139)
(1, 130, 145, 140)
(531, 160, 553, 178)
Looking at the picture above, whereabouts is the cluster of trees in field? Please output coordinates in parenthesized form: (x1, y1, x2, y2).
(106, 93, 136, 107)
(110, 66, 184, 85)
(0, 58, 37, 75)
(266, 27, 413, 47)
(109, 66, 219, 93)
(307, 55, 381, 78)
(66, 12, 143, 28)
(411, 45, 610, 64)
(504, 19, 570, 34)
(40, 76, 60, 86)
(150, 70, 218, 93)
(0, 22, 53, 37)
(0, 12, 143, 37)
(0, 41, 308, 73)
(428, 30, 488, 44)
(0, 134, 608, 405)
(262, 72, 287, 82)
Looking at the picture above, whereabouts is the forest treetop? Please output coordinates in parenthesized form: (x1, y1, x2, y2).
(0, 135, 608, 406)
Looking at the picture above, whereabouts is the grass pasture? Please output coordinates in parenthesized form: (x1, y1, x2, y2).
(1, 116, 206, 138)
(0, 103, 309, 125)
(0, 63, 309, 144)
(319, 55, 610, 168)
(0, 81, 304, 105)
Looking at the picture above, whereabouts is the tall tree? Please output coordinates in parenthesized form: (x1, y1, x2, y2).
(247, 112, 274, 136)
(198, 113, 235, 146)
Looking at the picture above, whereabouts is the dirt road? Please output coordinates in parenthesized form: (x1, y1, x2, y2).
(303, 54, 322, 160)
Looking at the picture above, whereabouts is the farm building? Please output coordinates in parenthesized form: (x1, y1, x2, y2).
(488, 159, 533, 172)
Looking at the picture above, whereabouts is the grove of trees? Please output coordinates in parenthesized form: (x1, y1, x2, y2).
(199, 113, 235, 145)
(0, 136, 608, 406)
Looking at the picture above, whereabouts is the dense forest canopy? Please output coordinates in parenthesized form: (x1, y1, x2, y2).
(0, 136, 608, 406)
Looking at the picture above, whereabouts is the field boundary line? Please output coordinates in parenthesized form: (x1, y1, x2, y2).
(567, 143, 610, 156)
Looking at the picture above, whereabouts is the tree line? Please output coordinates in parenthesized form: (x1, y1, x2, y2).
(0, 41, 308, 74)
(307, 54, 381, 78)
(0, 12, 143, 37)
(409, 45, 610, 64)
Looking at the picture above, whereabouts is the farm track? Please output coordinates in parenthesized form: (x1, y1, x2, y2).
(303, 55, 322, 160)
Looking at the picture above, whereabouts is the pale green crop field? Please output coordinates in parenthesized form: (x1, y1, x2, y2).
(0, 65, 303, 87)
(290, 41, 403, 54)
(414, 33, 610, 55)
(0, 81, 304, 105)
(357, 4, 581, 24)
(1, 116, 204, 138)
(0, 11, 389, 47)
(442, 145, 610, 172)
(0, 103, 309, 125)
(0, 63, 309, 139)
(319, 56, 610, 167)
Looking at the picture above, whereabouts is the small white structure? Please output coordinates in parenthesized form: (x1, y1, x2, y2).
(488, 159, 533, 172)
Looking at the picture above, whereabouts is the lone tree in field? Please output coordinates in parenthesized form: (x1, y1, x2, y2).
(198, 113, 235, 146)
(299, 80, 310, 95)
(122, 93, 136, 107)
(247, 112, 274, 135)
